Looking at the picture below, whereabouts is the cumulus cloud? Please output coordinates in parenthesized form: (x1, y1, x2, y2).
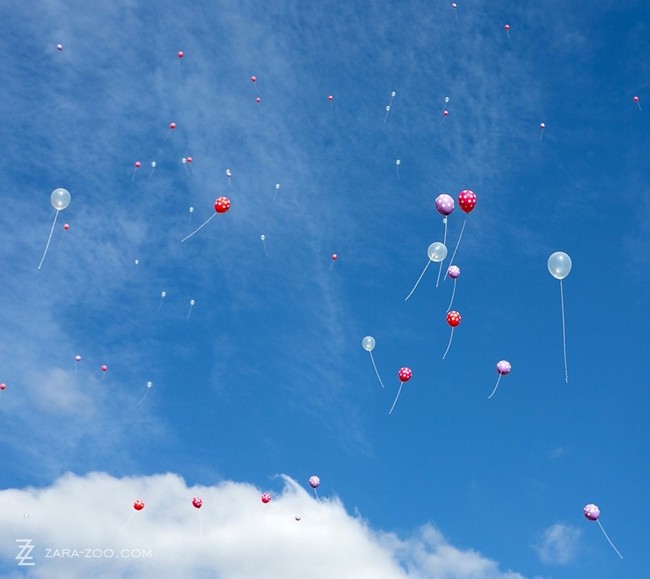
(0, 472, 526, 579)
(533, 523, 581, 565)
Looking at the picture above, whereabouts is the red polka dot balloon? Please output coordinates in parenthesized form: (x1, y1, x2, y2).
(457, 190, 476, 214)
(192, 496, 203, 509)
(446, 311, 461, 327)
(133, 500, 145, 511)
(261, 492, 271, 504)
(398, 367, 412, 382)
(214, 196, 231, 214)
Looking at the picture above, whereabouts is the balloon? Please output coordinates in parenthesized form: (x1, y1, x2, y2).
(496, 360, 512, 375)
(50, 188, 71, 211)
(261, 493, 271, 504)
(192, 497, 203, 509)
(457, 190, 476, 213)
(435, 194, 454, 216)
(451, 2, 457, 7)
(295, 516, 301, 521)
(56, 44, 63, 51)
(186, 157, 193, 164)
(443, 109, 449, 117)
(146, 381, 153, 389)
(214, 197, 231, 214)
(250, 75, 256, 83)
(634, 96, 639, 103)
(169, 122, 176, 130)
(256, 97, 261, 104)
(328, 95, 334, 102)
(75, 355, 81, 362)
(547, 252, 572, 280)
(398, 367, 412, 382)
(331, 254, 337, 261)
(447, 311, 461, 327)
(63, 224, 70, 230)
(584, 504, 600, 521)
(362, 336, 375, 352)
(135, 161, 141, 168)
(309, 476, 320, 489)
(0, 383, 6, 390)
(177, 51, 184, 58)
(427, 242, 447, 262)
(540, 122, 546, 129)
(133, 500, 144, 511)
(504, 24, 510, 30)
(226, 169, 232, 178)
(447, 265, 460, 279)
(101, 365, 108, 372)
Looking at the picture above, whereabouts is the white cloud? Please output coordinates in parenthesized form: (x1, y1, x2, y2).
(534, 522, 581, 565)
(0, 472, 526, 579)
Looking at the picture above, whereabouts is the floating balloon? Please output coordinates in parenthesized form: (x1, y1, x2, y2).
(308, 476, 321, 500)
(328, 95, 334, 103)
(362, 336, 385, 389)
(177, 51, 184, 59)
(261, 492, 271, 504)
(405, 242, 447, 301)
(583, 504, 623, 559)
(548, 251, 572, 382)
(443, 109, 449, 117)
(451, 2, 459, 22)
(132, 161, 141, 181)
(256, 97, 261, 104)
(149, 161, 157, 178)
(0, 383, 5, 391)
(446, 190, 477, 277)
(539, 122, 546, 140)
(226, 168, 232, 186)
(56, 44, 63, 51)
(329, 253, 338, 271)
(434, 194, 454, 286)
(157, 290, 167, 313)
(488, 360, 511, 399)
(37, 188, 71, 270)
(273, 183, 281, 202)
(186, 299, 196, 320)
(101, 365, 108, 380)
(395, 159, 401, 180)
(133, 500, 144, 510)
(74, 354, 81, 374)
(169, 122, 176, 130)
(192, 496, 203, 509)
(504, 23, 510, 38)
(446, 264, 461, 311)
(138, 381, 153, 404)
(634, 95, 641, 110)
(389, 367, 412, 414)
(384, 90, 397, 122)
(181, 197, 231, 242)
(260, 234, 268, 257)
(442, 311, 461, 359)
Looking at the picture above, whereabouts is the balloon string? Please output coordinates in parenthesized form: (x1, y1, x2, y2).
(488, 373, 502, 399)
(435, 218, 449, 288)
(181, 213, 217, 243)
(389, 382, 404, 415)
(261, 239, 268, 257)
(198, 510, 203, 540)
(186, 304, 194, 320)
(313, 488, 321, 503)
(138, 389, 149, 405)
(37, 210, 60, 270)
(157, 296, 165, 313)
(369, 351, 385, 389)
(329, 260, 335, 271)
(597, 520, 623, 559)
(119, 511, 135, 533)
(446, 279, 457, 312)
(396, 164, 400, 181)
(442, 327, 455, 360)
(560, 280, 568, 383)
(405, 260, 431, 301)
(444, 217, 467, 281)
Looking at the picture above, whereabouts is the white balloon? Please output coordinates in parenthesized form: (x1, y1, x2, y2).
(548, 252, 572, 280)
(427, 242, 447, 263)
(50, 188, 71, 211)
(362, 336, 375, 352)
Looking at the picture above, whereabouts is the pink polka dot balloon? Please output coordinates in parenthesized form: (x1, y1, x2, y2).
(446, 265, 461, 311)
(489, 360, 511, 399)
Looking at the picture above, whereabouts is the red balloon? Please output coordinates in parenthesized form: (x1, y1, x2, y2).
(186, 156, 193, 163)
(634, 96, 639, 102)
(331, 253, 338, 261)
(63, 224, 70, 230)
(398, 367, 412, 382)
(328, 95, 334, 102)
(101, 364, 108, 372)
(443, 109, 449, 117)
(214, 197, 231, 214)
(261, 492, 271, 504)
(135, 161, 141, 168)
(177, 51, 184, 58)
(192, 496, 203, 509)
(447, 311, 461, 327)
(504, 24, 510, 30)
(250, 75, 257, 83)
(169, 122, 176, 130)
(457, 189, 476, 213)
(0, 383, 6, 390)
(133, 500, 145, 511)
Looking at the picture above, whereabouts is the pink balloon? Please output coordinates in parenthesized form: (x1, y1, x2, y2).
(192, 496, 203, 509)
(447, 265, 460, 279)
(435, 194, 455, 216)
(101, 365, 108, 372)
(496, 360, 512, 375)
(309, 476, 320, 489)
(169, 122, 176, 130)
(261, 492, 271, 504)
(134, 161, 141, 168)
(177, 51, 184, 59)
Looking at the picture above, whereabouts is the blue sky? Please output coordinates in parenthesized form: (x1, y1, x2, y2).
(0, 0, 648, 577)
